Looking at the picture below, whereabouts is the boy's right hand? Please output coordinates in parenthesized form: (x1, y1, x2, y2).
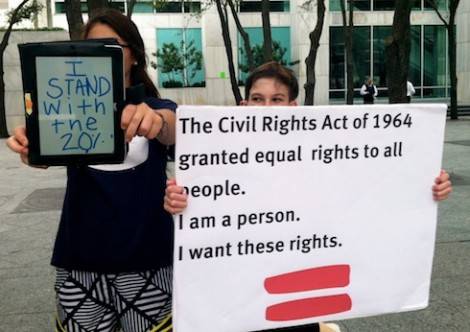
(164, 178, 188, 215)
(6, 126, 29, 165)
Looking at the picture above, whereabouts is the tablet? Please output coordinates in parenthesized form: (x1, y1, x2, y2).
(18, 39, 126, 165)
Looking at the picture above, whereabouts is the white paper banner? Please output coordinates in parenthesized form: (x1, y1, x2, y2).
(173, 104, 446, 332)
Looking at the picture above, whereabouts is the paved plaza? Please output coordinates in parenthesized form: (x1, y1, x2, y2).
(0, 118, 469, 332)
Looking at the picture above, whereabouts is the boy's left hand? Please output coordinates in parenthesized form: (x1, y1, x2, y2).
(164, 178, 188, 215)
(121, 103, 163, 142)
(433, 170, 452, 201)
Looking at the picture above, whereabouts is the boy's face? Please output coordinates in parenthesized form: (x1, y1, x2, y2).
(242, 78, 297, 106)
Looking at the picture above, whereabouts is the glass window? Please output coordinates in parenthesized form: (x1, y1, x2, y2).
(352, 26, 371, 88)
(352, 0, 371, 11)
(239, 1, 290, 13)
(134, 1, 201, 13)
(411, 0, 421, 10)
(54, 0, 200, 14)
(409, 25, 422, 89)
(329, 0, 342, 11)
(423, 25, 447, 97)
(156, 28, 205, 88)
(183, 1, 201, 12)
(372, 26, 392, 87)
(329, 27, 345, 91)
(109, 1, 125, 12)
(371, 25, 422, 92)
(332, 0, 450, 11)
(424, 0, 448, 11)
(328, 26, 371, 96)
(373, 0, 394, 11)
(134, 1, 154, 13)
(330, 0, 371, 11)
(330, 24, 449, 100)
(154, 1, 183, 13)
(238, 27, 291, 84)
(55, 1, 87, 13)
(150, 1, 201, 13)
(54, 1, 125, 13)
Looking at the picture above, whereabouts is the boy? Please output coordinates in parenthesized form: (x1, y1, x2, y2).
(165, 62, 452, 332)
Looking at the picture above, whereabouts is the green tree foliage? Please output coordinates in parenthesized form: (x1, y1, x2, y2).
(152, 39, 203, 88)
(183, 40, 203, 84)
(6, 0, 43, 24)
(239, 40, 287, 75)
(155, 42, 184, 86)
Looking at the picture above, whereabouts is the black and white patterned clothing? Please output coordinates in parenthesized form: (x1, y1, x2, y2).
(55, 267, 172, 332)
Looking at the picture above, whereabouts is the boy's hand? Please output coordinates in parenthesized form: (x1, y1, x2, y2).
(164, 178, 188, 215)
(433, 169, 452, 201)
(6, 126, 30, 165)
(121, 103, 164, 142)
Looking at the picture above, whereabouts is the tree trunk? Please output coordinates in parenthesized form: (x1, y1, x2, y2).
(448, 19, 457, 119)
(425, 0, 460, 118)
(304, 0, 326, 105)
(0, 0, 30, 138)
(87, 0, 109, 17)
(64, 0, 84, 40)
(0, 51, 8, 137)
(346, 0, 354, 104)
(127, 0, 137, 18)
(215, 0, 242, 105)
(227, 0, 254, 72)
(341, 0, 354, 104)
(386, 0, 412, 103)
(46, 0, 52, 28)
(448, 1, 460, 119)
(261, 0, 272, 62)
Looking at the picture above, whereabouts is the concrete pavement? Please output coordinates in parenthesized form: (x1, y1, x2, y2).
(0, 118, 469, 332)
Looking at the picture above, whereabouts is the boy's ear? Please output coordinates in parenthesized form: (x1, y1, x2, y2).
(240, 100, 248, 106)
(289, 100, 298, 106)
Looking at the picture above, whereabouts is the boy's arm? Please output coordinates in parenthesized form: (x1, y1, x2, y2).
(164, 178, 188, 214)
(433, 170, 452, 201)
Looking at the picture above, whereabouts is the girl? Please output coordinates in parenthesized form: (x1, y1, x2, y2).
(7, 9, 175, 332)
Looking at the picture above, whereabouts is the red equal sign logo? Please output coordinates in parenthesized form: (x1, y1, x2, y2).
(264, 264, 352, 321)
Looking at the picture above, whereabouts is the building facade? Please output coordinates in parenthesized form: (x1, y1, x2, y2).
(3, 0, 470, 113)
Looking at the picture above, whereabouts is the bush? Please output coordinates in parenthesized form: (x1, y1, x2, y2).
(191, 81, 206, 87)
(162, 80, 184, 88)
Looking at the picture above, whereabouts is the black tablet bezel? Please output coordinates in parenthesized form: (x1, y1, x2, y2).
(18, 39, 126, 166)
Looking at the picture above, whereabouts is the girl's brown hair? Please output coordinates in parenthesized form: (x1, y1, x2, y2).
(83, 8, 160, 98)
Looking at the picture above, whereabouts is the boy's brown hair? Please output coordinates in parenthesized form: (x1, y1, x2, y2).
(244, 61, 299, 101)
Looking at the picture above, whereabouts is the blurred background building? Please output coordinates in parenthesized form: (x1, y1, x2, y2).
(2, 0, 469, 130)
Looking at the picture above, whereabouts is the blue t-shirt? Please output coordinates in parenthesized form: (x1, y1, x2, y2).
(51, 98, 176, 272)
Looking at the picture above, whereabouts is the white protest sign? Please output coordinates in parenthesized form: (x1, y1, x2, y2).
(172, 104, 446, 332)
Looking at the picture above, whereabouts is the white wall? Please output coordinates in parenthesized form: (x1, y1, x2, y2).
(4, 0, 470, 131)
(49, 0, 330, 106)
